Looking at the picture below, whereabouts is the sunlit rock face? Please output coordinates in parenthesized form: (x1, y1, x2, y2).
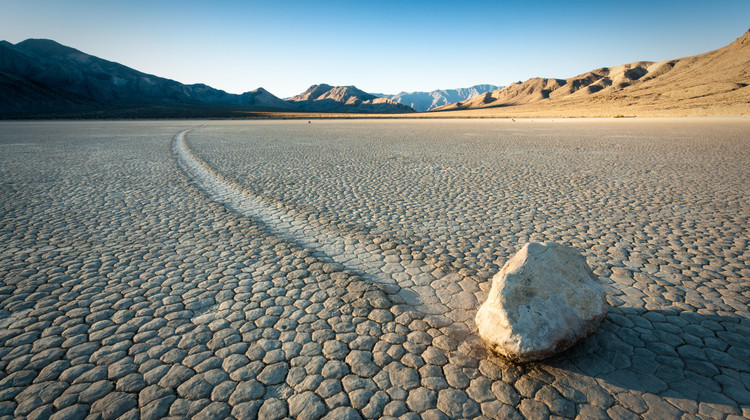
(476, 242, 607, 363)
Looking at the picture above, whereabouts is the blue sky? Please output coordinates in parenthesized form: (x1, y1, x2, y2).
(3, 0, 749, 97)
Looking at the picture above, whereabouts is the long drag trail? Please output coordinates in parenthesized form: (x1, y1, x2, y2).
(172, 127, 480, 322)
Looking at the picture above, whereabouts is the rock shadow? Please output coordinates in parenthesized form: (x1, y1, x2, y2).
(545, 306, 750, 407)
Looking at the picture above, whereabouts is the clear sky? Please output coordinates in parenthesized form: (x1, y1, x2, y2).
(2, 0, 749, 98)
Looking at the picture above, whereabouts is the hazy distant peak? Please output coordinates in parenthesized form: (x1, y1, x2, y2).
(376, 84, 499, 111)
(467, 83, 499, 92)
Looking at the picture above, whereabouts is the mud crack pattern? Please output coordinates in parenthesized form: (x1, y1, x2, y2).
(0, 120, 748, 420)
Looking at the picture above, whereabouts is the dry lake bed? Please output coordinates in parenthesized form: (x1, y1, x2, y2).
(0, 118, 748, 420)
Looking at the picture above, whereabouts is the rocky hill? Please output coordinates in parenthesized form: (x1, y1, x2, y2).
(435, 30, 750, 116)
(287, 84, 414, 113)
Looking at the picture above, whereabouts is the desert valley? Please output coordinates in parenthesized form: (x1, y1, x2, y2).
(0, 12, 748, 420)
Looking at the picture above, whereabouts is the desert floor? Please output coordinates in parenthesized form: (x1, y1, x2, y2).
(0, 119, 748, 419)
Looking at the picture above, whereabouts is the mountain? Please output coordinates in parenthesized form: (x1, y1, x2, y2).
(0, 38, 414, 117)
(0, 39, 287, 117)
(376, 84, 499, 111)
(237, 87, 294, 110)
(287, 84, 415, 113)
(434, 30, 750, 116)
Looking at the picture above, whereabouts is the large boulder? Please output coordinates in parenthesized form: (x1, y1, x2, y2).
(476, 242, 607, 362)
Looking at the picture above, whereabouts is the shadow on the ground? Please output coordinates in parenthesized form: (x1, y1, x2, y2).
(544, 306, 750, 407)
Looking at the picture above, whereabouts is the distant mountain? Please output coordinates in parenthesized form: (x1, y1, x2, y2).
(7, 39, 464, 118)
(0, 38, 299, 117)
(0, 39, 302, 115)
(287, 84, 414, 113)
(237, 87, 295, 110)
(0, 38, 418, 117)
(435, 30, 750, 116)
(375, 84, 499, 111)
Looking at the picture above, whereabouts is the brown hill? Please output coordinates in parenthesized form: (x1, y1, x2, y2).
(435, 29, 750, 117)
(287, 84, 414, 113)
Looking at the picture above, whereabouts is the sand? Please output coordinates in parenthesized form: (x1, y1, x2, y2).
(0, 119, 748, 418)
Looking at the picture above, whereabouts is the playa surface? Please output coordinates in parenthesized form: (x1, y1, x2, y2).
(0, 119, 748, 419)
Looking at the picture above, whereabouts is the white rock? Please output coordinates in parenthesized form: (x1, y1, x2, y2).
(475, 241, 607, 362)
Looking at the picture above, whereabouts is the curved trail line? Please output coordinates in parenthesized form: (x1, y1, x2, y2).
(172, 127, 479, 317)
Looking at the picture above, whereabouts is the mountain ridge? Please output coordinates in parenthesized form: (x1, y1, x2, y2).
(2, 31, 748, 118)
(0, 38, 299, 117)
(0, 40, 412, 117)
(287, 84, 414, 113)
(434, 30, 750, 116)
(375, 84, 499, 111)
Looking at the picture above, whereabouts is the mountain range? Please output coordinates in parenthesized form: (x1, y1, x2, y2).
(0, 39, 417, 117)
(2, 30, 749, 118)
(0, 39, 301, 117)
(374, 85, 499, 111)
(435, 30, 750, 116)
(287, 84, 413, 113)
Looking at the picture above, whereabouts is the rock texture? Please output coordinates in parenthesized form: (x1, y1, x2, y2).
(476, 242, 607, 362)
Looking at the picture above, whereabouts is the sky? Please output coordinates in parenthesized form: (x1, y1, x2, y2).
(2, 0, 749, 98)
